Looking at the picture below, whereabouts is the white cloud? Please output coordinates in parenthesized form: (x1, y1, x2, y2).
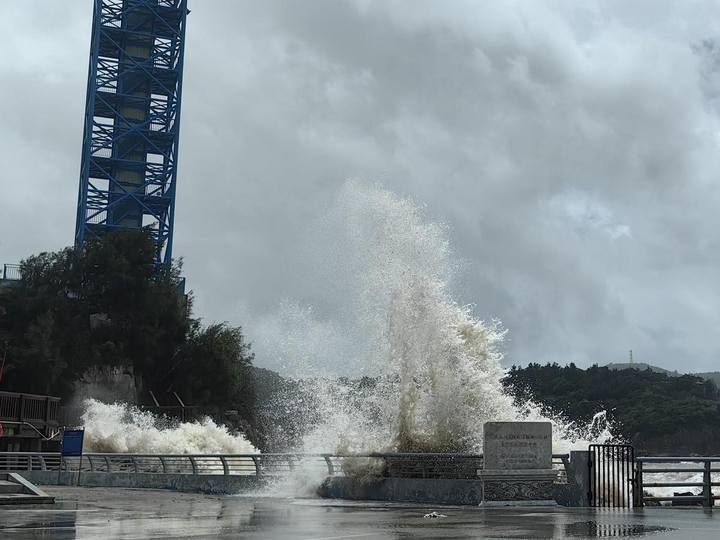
(3, 1, 720, 372)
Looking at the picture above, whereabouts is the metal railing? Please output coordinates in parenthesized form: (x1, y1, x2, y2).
(0, 392, 61, 438)
(0, 453, 337, 477)
(1, 264, 21, 281)
(0, 453, 62, 472)
(637, 457, 720, 507)
(0, 452, 571, 481)
(59, 405, 202, 426)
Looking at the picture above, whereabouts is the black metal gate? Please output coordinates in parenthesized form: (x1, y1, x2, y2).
(589, 444, 638, 508)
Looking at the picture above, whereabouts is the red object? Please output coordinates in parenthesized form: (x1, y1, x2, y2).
(0, 423, 4, 437)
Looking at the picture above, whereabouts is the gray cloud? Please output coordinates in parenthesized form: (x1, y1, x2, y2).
(2, 1, 720, 373)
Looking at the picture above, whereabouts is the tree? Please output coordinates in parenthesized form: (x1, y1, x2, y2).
(0, 229, 259, 442)
(170, 323, 255, 415)
(0, 229, 190, 398)
(502, 362, 720, 454)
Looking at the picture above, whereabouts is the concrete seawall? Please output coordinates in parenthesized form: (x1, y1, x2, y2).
(320, 476, 584, 506)
(320, 476, 484, 505)
(21, 471, 263, 494)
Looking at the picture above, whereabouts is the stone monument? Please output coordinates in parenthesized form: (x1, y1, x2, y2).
(478, 421, 557, 505)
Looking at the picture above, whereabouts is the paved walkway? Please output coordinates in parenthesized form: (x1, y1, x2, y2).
(0, 486, 718, 538)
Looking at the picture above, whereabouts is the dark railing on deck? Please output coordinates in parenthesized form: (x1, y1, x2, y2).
(0, 392, 60, 437)
(59, 404, 202, 427)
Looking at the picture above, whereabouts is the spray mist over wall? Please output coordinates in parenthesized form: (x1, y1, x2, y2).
(253, 182, 613, 455)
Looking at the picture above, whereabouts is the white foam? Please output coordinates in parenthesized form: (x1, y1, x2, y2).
(80, 399, 258, 454)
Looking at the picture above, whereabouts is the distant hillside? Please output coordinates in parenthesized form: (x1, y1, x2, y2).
(504, 363, 720, 454)
(606, 362, 680, 376)
(606, 362, 719, 387)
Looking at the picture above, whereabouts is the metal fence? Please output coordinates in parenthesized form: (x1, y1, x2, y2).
(0, 452, 570, 480)
(0, 453, 62, 471)
(637, 457, 720, 507)
(0, 452, 328, 477)
(589, 444, 637, 508)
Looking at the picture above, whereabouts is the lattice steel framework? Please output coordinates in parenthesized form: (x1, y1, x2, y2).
(75, 0, 189, 265)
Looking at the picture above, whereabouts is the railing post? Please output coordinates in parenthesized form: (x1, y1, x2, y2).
(635, 461, 644, 508)
(132, 456, 138, 474)
(39, 454, 47, 471)
(220, 456, 229, 475)
(105, 455, 111, 473)
(18, 394, 24, 423)
(159, 456, 167, 474)
(251, 456, 262, 478)
(704, 461, 713, 508)
(189, 456, 197, 475)
(323, 455, 335, 476)
(88, 456, 95, 472)
(588, 448, 594, 507)
(44, 396, 51, 435)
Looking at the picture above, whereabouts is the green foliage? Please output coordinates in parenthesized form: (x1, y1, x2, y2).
(0, 230, 255, 443)
(170, 322, 255, 432)
(503, 363, 720, 454)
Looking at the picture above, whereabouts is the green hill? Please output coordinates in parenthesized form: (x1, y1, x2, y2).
(606, 362, 679, 376)
(504, 363, 720, 454)
(606, 362, 719, 388)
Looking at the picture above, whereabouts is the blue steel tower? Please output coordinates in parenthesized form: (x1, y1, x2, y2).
(75, 0, 189, 266)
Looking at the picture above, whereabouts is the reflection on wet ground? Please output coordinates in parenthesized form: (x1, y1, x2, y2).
(0, 486, 716, 539)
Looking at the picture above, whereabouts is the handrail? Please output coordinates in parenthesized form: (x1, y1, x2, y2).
(638, 457, 720, 463)
(0, 452, 571, 482)
(0, 391, 61, 400)
(0, 451, 570, 460)
(637, 456, 719, 507)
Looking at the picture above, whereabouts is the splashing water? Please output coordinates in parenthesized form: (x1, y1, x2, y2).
(80, 399, 258, 454)
(78, 181, 612, 495)
(260, 182, 614, 457)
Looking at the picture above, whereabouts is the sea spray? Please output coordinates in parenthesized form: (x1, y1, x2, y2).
(249, 182, 618, 497)
(78, 182, 615, 499)
(263, 183, 613, 456)
(80, 399, 257, 454)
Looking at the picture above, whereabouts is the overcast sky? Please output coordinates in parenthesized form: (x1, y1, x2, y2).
(3, 1, 720, 374)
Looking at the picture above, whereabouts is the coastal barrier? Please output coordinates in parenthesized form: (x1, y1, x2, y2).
(0, 451, 570, 499)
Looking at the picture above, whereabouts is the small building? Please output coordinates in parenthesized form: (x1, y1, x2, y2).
(0, 264, 21, 291)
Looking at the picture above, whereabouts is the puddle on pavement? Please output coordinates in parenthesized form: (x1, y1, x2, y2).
(564, 521, 672, 537)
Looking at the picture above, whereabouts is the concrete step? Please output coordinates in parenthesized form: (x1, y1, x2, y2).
(0, 493, 55, 505)
(0, 480, 23, 494)
(0, 474, 54, 505)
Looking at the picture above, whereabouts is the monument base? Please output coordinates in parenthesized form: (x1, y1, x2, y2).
(479, 500, 557, 507)
(478, 469, 557, 503)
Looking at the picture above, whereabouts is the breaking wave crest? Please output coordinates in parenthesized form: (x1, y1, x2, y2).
(80, 399, 258, 454)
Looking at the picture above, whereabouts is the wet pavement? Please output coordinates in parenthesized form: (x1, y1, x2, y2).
(0, 486, 718, 539)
